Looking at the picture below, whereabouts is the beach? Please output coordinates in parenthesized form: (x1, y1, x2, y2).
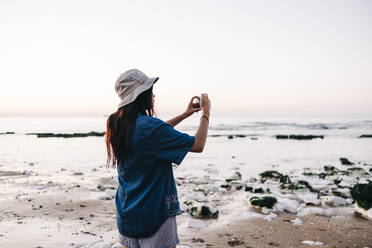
(1, 115, 372, 247)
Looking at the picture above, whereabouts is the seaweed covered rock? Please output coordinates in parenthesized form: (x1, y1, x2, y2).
(275, 135, 324, 140)
(331, 190, 350, 199)
(244, 186, 266, 193)
(323, 196, 348, 207)
(0, 132, 15, 135)
(280, 180, 316, 192)
(187, 204, 219, 219)
(259, 170, 290, 184)
(351, 182, 372, 220)
(303, 165, 344, 179)
(27, 131, 106, 138)
(359, 134, 372, 138)
(225, 171, 242, 182)
(339, 157, 354, 165)
(250, 196, 277, 209)
(324, 165, 338, 173)
(351, 182, 372, 211)
(347, 167, 370, 177)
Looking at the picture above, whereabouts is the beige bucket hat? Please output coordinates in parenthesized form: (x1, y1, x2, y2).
(115, 69, 159, 109)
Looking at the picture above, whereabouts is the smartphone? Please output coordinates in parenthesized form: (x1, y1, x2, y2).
(193, 97, 201, 108)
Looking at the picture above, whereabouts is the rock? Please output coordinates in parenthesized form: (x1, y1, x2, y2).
(206, 184, 219, 193)
(98, 189, 116, 200)
(262, 212, 278, 222)
(297, 193, 322, 206)
(276, 135, 324, 140)
(351, 182, 372, 211)
(221, 184, 232, 190)
(104, 189, 116, 198)
(274, 198, 300, 213)
(72, 171, 84, 176)
(253, 188, 265, 193)
(187, 204, 218, 218)
(187, 219, 206, 229)
(204, 168, 219, 174)
(330, 189, 350, 199)
(234, 134, 247, 138)
(339, 157, 353, 165)
(23, 170, 33, 176)
(227, 237, 245, 246)
(354, 204, 372, 220)
(280, 180, 316, 192)
(259, 170, 290, 183)
(180, 203, 188, 212)
(247, 177, 257, 183)
(297, 207, 327, 217)
(324, 165, 336, 171)
(0, 131, 15, 135)
(347, 167, 370, 177)
(234, 184, 244, 190)
(302, 240, 324, 246)
(292, 217, 304, 225)
(192, 177, 210, 185)
(250, 196, 277, 209)
(111, 243, 122, 248)
(190, 192, 208, 202)
(245, 186, 253, 192)
(27, 131, 106, 138)
(358, 134, 372, 138)
(225, 172, 242, 182)
(323, 196, 348, 207)
(97, 185, 106, 191)
(191, 237, 205, 243)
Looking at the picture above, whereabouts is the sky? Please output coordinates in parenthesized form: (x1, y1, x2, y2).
(0, 0, 371, 118)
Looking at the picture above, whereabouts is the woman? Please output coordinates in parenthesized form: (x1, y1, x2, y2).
(106, 69, 211, 248)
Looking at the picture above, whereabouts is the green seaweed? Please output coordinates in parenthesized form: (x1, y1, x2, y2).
(350, 182, 372, 210)
(259, 170, 291, 184)
(253, 188, 264, 193)
(250, 196, 277, 209)
(245, 186, 253, 192)
(340, 157, 354, 165)
(280, 180, 316, 192)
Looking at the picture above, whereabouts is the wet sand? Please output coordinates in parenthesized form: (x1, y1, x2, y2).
(180, 213, 372, 247)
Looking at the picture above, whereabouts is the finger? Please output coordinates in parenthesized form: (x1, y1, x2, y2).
(189, 96, 200, 104)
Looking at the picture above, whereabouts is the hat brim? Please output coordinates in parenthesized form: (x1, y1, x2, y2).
(117, 77, 159, 109)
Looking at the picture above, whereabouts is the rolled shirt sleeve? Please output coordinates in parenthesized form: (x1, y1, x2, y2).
(150, 120, 195, 165)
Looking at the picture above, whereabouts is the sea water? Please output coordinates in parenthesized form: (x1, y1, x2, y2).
(1, 115, 371, 179)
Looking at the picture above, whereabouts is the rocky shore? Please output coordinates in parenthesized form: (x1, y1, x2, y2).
(1, 155, 371, 247)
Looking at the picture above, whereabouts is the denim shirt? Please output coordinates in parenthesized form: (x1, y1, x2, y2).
(115, 112, 195, 238)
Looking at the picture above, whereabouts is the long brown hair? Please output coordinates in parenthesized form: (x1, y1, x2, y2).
(106, 86, 155, 168)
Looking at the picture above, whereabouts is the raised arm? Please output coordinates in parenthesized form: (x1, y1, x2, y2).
(190, 93, 211, 153)
(166, 96, 201, 127)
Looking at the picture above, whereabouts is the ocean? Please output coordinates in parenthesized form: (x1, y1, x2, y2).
(1, 115, 371, 179)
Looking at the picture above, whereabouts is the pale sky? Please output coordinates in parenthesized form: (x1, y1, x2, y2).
(0, 0, 371, 118)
